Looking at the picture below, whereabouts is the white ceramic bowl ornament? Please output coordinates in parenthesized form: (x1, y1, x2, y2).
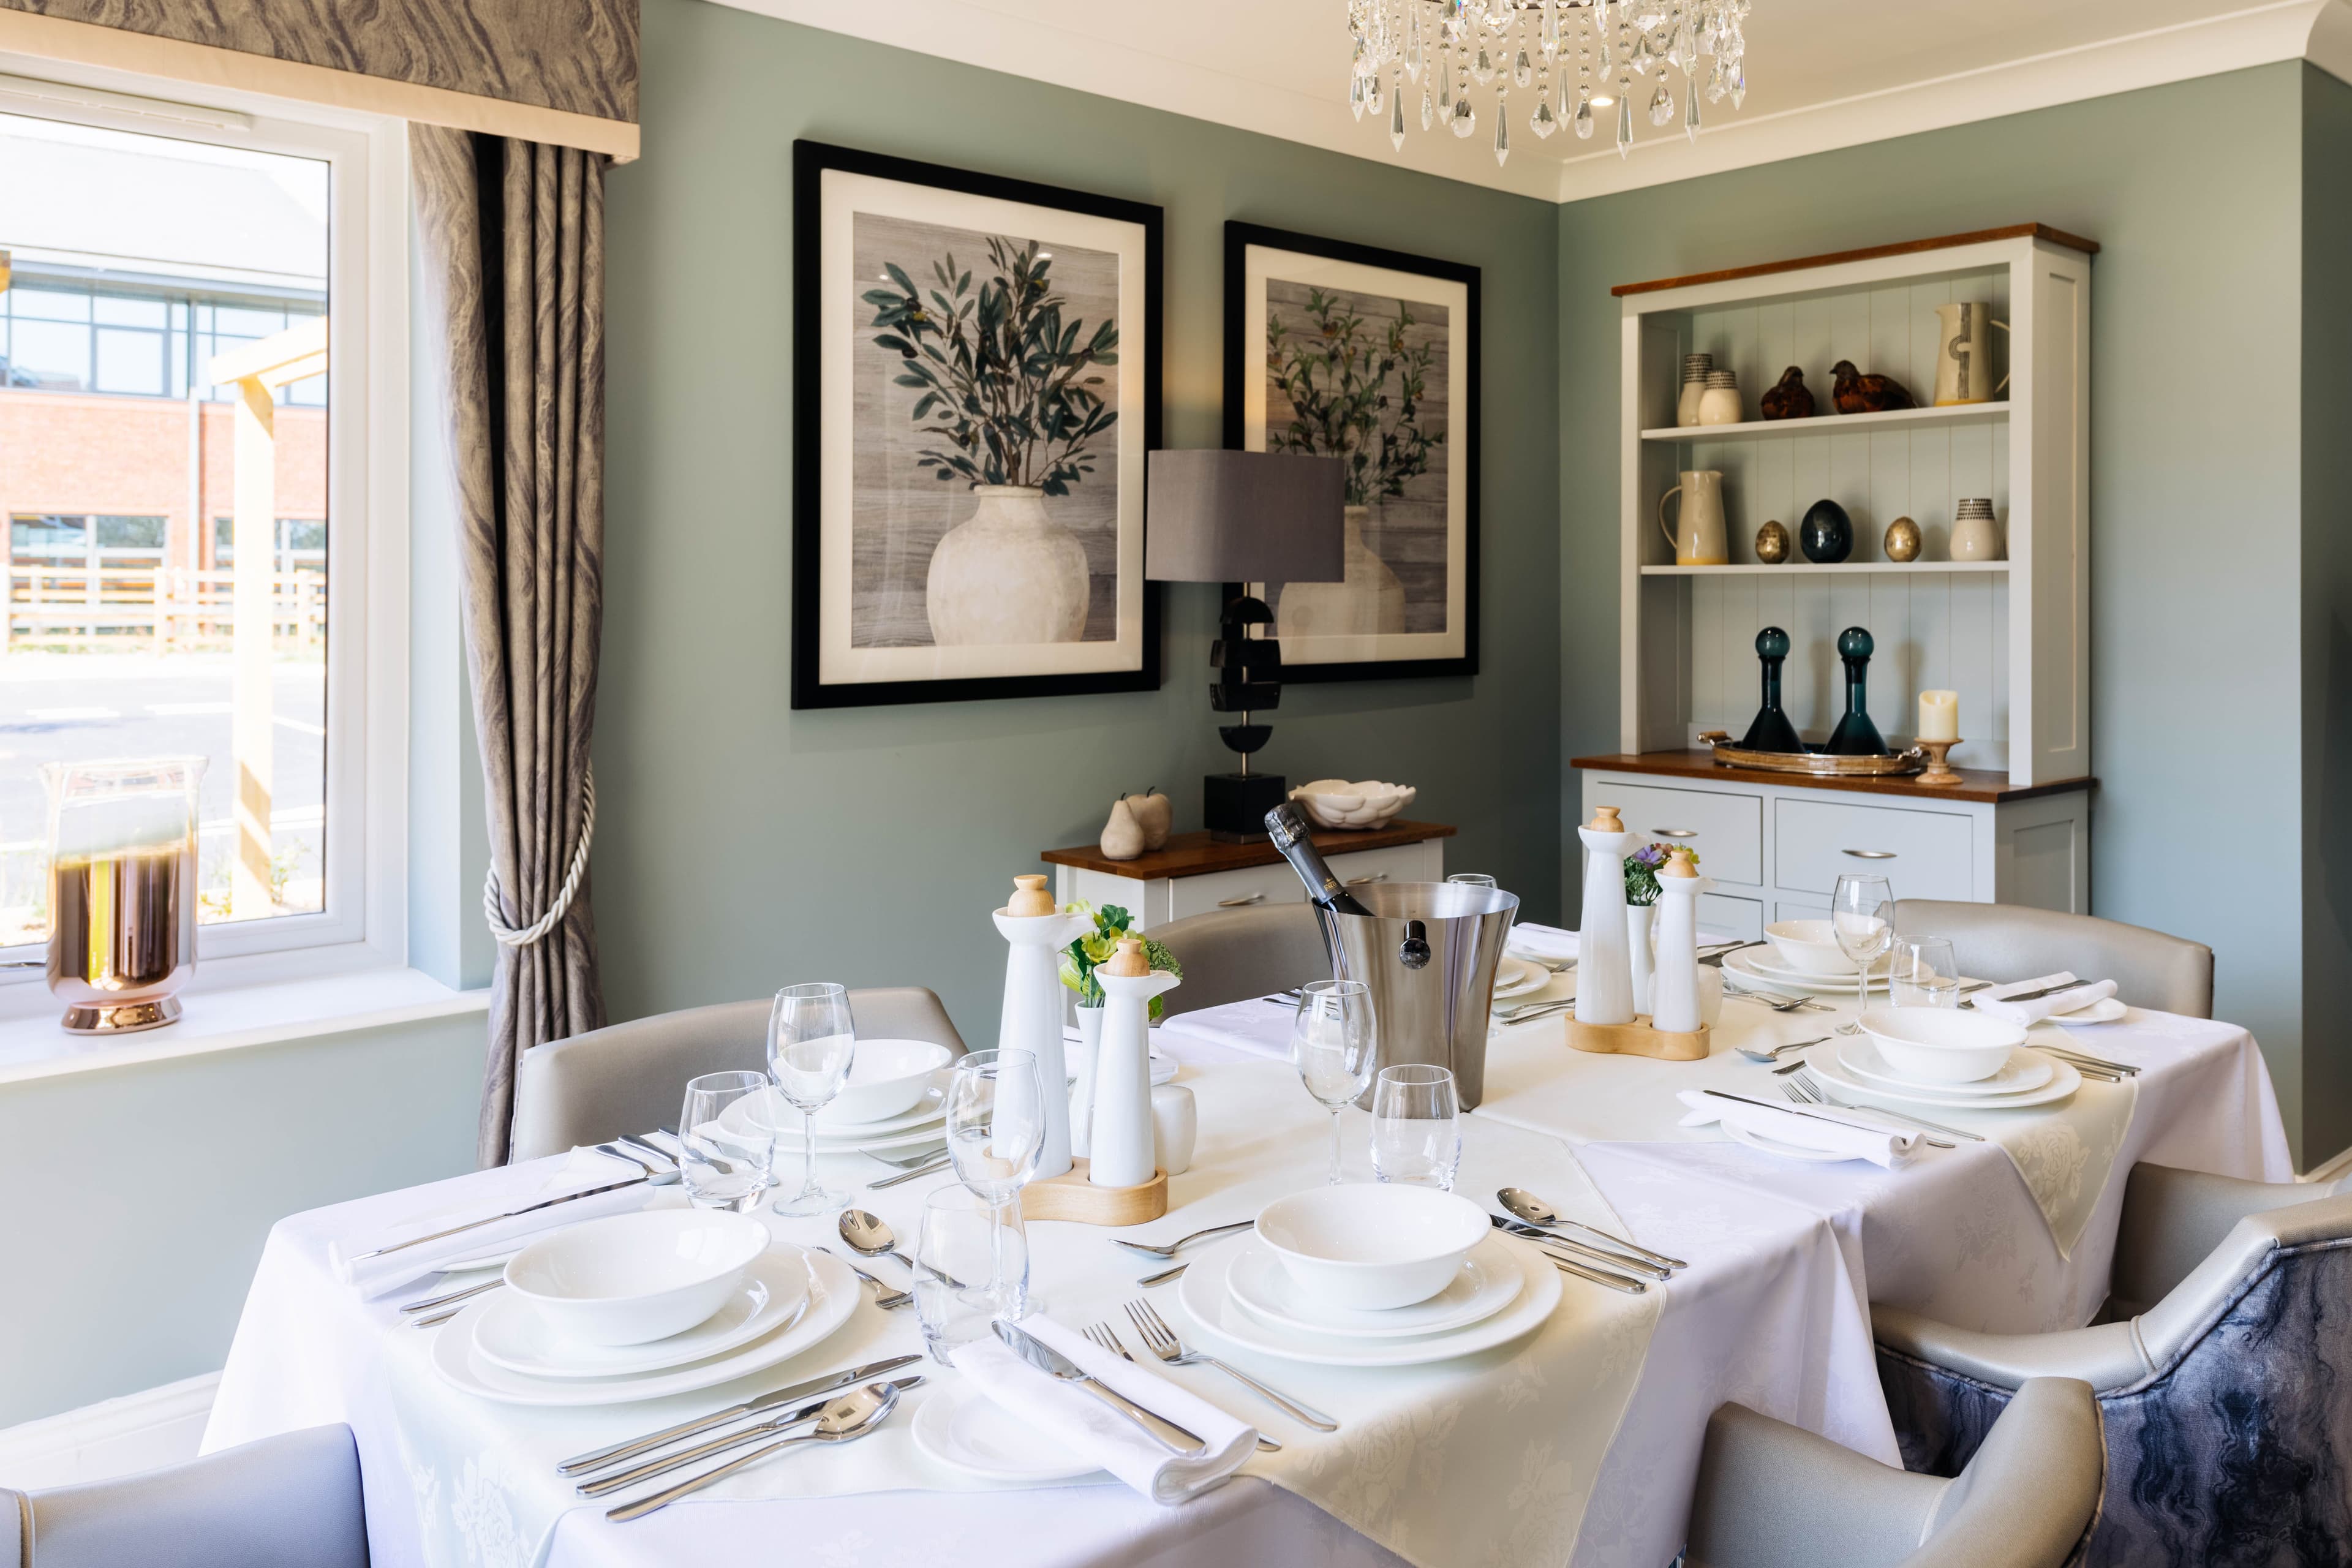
(1288, 780, 1418, 831)
(504, 1209, 771, 1346)
(1763, 919, 1864, 976)
(1858, 1008, 2027, 1084)
(1254, 1184, 1488, 1310)
(821, 1039, 954, 1125)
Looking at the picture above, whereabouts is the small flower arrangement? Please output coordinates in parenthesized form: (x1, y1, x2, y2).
(1060, 900, 1183, 1019)
(1623, 843, 1698, 908)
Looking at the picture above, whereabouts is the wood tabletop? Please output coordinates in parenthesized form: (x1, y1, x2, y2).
(1570, 750, 2094, 805)
(1042, 818, 1457, 879)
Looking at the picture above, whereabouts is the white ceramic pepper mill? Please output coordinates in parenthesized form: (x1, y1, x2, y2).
(1090, 938, 1179, 1188)
(1577, 806, 1638, 1025)
(994, 875, 1091, 1181)
(1649, 846, 1711, 1033)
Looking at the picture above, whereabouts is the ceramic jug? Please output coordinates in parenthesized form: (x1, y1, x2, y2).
(1658, 470, 1729, 566)
(1932, 302, 2010, 406)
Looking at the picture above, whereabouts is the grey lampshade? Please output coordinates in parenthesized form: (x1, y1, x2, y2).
(1145, 450, 1346, 584)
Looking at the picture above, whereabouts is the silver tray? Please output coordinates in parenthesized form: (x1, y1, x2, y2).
(1697, 731, 1926, 777)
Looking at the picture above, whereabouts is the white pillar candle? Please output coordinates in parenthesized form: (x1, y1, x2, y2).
(1917, 690, 1959, 743)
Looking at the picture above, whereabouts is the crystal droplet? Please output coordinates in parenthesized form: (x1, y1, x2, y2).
(1617, 90, 1634, 156)
(1367, 73, 1385, 115)
(1407, 16, 1423, 81)
(1648, 80, 1673, 126)
(1351, 74, 1368, 121)
(1574, 88, 1595, 138)
(1730, 59, 1745, 109)
(1472, 45, 1496, 85)
(1684, 74, 1700, 140)
(1494, 91, 1511, 164)
(1392, 76, 1409, 148)
(1451, 93, 1477, 137)
(1513, 47, 1534, 88)
(1439, 53, 1455, 108)
(1532, 86, 1559, 138)
(1422, 88, 1436, 130)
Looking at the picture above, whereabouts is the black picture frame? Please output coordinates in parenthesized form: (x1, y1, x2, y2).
(792, 140, 1163, 709)
(1222, 221, 1479, 683)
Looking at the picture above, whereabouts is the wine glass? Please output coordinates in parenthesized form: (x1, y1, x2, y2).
(1888, 937, 1960, 1009)
(1293, 979, 1376, 1184)
(677, 1070, 775, 1212)
(1831, 874, 1896, 1027)
(946, 1048, 1045, 1316)
(1370, 1063, 1463, 1190)
(1446, 873, 1498, 889)
(767, 982, 857, 1217)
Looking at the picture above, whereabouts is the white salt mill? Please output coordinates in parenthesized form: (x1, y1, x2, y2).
(1090, 938, 1179, 1188)
(1649, 846, 1711, 1033)
(1576, 806, 1638, 1025)
(993, 875, 1091, 1180)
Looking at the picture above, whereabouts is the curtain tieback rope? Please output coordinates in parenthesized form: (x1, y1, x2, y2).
(483, 766, 595, 948)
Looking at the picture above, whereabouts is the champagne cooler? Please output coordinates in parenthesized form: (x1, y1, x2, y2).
(43, 758, 205, 1034)
(1313, 882, 1518, 1109)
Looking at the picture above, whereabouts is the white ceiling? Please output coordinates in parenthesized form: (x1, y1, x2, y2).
(716, 0, 2352, 202)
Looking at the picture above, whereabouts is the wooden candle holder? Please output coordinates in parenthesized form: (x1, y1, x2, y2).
(1019, 1159, 1169, 1226)
(1917, 739, 1962, 786)
(1563, 1015, 1711, 1062)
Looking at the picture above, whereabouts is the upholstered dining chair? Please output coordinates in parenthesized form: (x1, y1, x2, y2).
(1874, 1187, 2352, 1567)
(1887, 900, 2212, 1018)
(1684, 1376, 2103, 1568)
(509, 987, 966, 1162)
(1148, 902, 1332, 1019)
(3, 1424, 367, 1568)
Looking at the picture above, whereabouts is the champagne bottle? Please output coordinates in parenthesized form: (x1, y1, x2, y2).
(1264, 804, 1376, 916)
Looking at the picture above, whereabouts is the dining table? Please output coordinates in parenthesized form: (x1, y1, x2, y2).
(206, 955, 2291, 1568)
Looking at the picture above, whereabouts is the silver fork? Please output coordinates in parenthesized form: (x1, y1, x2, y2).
(1124, 1298, 1339, 1432)
(1723, 985, 1830, 1014)
(1083, 1322, 1281, 1453)
(1784, 1076, 1956, 1147)
(815, 1245, 911, 1309)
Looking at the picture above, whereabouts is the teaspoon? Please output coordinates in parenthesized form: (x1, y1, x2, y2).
(606, 1383, 902, 1521)
(838, 1208, 916, 1271)
(1497, 1186, 1687, 1272)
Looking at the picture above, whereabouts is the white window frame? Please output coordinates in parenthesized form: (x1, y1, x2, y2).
(0, 57, 409, 999)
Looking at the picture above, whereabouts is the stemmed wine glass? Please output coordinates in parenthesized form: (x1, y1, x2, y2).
(946, 1048, 1046, 1317)
(1831, 873, 1896, 1028)
(1293, 979, 1377, 1184)
(767, 982, 858, 1217)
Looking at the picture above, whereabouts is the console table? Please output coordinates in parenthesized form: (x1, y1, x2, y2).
(1041, 820, 1455, 930)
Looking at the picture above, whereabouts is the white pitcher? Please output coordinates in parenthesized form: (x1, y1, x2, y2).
(1658, 470, 1729, 566)
(1932, 302, 2009, 406)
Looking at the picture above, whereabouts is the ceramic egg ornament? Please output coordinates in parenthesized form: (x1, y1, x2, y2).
(1883, 516, 1922, 563)
(1800, 499, 1854, 564)
(1754, 520, 1790, 564)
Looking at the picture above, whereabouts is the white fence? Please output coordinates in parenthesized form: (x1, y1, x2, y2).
(5, 565, 325, 651)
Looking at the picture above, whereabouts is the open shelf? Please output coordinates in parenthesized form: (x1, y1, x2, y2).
(1640, 402, 2008, 444)
(1640, 561, 2011, 576)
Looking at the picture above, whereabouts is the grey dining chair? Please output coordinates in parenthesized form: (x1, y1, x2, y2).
(1148, 902, 1332, 1019)
(1874, 1186, 2352, 1567)
(1887, 900, 2212, 1018)
(1684, 1376, 2102, 1568)
(2, 1423, 367, 1568)
(508, 987, 966, 1162)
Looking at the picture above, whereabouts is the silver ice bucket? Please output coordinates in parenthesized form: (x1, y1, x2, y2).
(1314, 881, 1518, 1110)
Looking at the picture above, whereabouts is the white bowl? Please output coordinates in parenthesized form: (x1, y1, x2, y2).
(823, 1039, 954, 1125)
(1858, 1008, 2027, 1085)
(1763, 919, 1863, 976)
(1289, 780, 1417, 831)
(503, 1210, 771, 1346)
(1254, 1184, 1489, 1311)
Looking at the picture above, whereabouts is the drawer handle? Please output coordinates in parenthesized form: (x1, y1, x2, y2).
(1216, 892, 1267, 908)
(1653, 827, 1698, 839)
(1842, 849, 1899, 860)
(1343, 873, 1390, 887)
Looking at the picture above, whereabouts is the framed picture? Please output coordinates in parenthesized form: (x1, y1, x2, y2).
(793, 141, 1163, 708)
(1224, 222, 1478, 682)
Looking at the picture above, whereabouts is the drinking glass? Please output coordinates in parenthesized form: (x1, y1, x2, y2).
(1888, 937, 1961, 1009)
(1446, 873, 1498, 889)
(1831, 874, 1897, 1017)
(1370, 1063, 1463, 1189)
(1293, 979, 1377, 1184)
(912, 1185, 1028, 1360)
(946, 1049, 1045, 1311)
(676, 1070, 776, 1212)
(767, 982, 857, 1217)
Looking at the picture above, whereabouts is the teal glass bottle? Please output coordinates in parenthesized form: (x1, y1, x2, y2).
(1738, 627, 1805, 752)
(1825, 626, 1888, 756)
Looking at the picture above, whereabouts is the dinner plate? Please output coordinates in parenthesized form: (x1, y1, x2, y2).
(429, 1250, 859, 1406)
(1804, 1044, 2083, 1110)
(2049, 997, 2127, 1026)
(1722, 947, 1863, 997)
(470, 1247, 810, 1379)
(1490, 956, 1550, 1001)
(911, 1382, 1101, 1482)
(1176, 1234, 1561, 1367)
(1835, 1038, 2053, 1096)
(1150, 1052, 1177, 1086)
(1225, 1234, 1525, 1340)
(816, 1074, 949, 1131)
(722, 1085, 947, 1145)
(1721, 1119, 1863, 1163)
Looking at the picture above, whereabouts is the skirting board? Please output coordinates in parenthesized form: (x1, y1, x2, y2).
(0, 1371, 215, 1491)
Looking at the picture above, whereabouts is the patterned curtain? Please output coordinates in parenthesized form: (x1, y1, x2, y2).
(412, 126, 608, 1166)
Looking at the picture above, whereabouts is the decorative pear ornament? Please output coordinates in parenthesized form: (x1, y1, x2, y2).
(1099, 797, 1145, 861)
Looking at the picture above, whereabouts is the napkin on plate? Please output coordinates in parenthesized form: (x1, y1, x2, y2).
(952, 1316, 1257, 1504)
(329, 1148, 655, 1299)
(1154, 997, 1299, 1063)
(1970, 972, 2119, 1027)
(1507, 923, 1580, 963)
(1678, 1088, 1921, 1167)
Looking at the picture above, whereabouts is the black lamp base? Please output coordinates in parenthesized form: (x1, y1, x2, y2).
(1204, 772, 1288, 842)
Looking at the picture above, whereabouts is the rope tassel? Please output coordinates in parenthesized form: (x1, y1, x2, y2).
(484, 767, 596, 948)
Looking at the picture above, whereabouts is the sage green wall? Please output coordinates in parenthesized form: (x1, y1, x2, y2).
(594, 0, 1563, 1039)
(1558, 62, 2342, 1163)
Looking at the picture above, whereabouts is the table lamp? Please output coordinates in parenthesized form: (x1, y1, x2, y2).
(1146, 450, 1345, 841)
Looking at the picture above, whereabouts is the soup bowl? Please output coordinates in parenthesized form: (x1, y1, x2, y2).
(1254, 1184, 1488, 1311)
(505, 1209, 771, 1346)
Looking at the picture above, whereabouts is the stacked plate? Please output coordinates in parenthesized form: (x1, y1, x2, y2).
(719, 1063, 951, 1158)
(1723, 944, 1875, 998)
(1801, 1035, 2084, 1112)
(1490, 955, 1552, 1003)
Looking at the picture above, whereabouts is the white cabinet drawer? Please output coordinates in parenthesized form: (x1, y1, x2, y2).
(1698, 891, 1763, 941)
(1774, 799, 1975, 902)
(1164, 841, 1438, 921)
(1589, 781, 1763, 886)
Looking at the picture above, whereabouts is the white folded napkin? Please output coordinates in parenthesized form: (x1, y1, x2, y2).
(1507, 923, 1580, 962)
(1970, 972, 2119, 1027)
(1155, 997, 1298, 1063)
(953, 1316, 1256, 1504)
(329, 1148, 655, 1299)
(1678, 1088, 1920, 1167)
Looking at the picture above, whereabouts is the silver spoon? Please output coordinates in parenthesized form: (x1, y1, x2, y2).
(606, 1383, 901, 1521)
(1497, 1186, 1687, 1272)
(838, 1208, 915, 1271)
(1735, 1036, 1828, 1064)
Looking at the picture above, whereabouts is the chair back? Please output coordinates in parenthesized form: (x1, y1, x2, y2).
(509, 987, 965, 1162)
(1147, 903, 1331, 1019)
(1901, 1378, 2103, 1567)
(1888, 900, 2212, 1018)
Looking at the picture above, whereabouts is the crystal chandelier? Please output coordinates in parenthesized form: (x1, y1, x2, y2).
(1346, 0, 1750, 167)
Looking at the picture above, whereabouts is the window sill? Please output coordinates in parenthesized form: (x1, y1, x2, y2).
(0, 967, 488, 1088)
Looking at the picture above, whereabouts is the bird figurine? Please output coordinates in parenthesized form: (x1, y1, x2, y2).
(1831, 360, 1915, 415)
(1758, 366, 1815, 421)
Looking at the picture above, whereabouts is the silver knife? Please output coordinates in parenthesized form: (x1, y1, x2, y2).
(1488, 1215, 1672, 1279)
(575, 1375, 927, 1496)
(1963, 978, 2086, 1008)
(993, 1320, 1206, 1454)
(346, 1175, 647, 1263)
(555, 1354, 924, 1476)
(1700, 1088, 1954, 1149)
(1699, 940, 1768, 968)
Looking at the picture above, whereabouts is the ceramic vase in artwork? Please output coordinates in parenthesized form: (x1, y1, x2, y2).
(1068, 1004, 1105, 1159)
(927, 486, 1090, 646)
(1575, 807, 1638, 1025)
(1626, 903, 1656, 1014)
(994, 903, 1093, 1180)
(1649, 851, 1711, 1033)
(1090, 966, 1180, 1187)
(1276, 507, 1406, 638)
